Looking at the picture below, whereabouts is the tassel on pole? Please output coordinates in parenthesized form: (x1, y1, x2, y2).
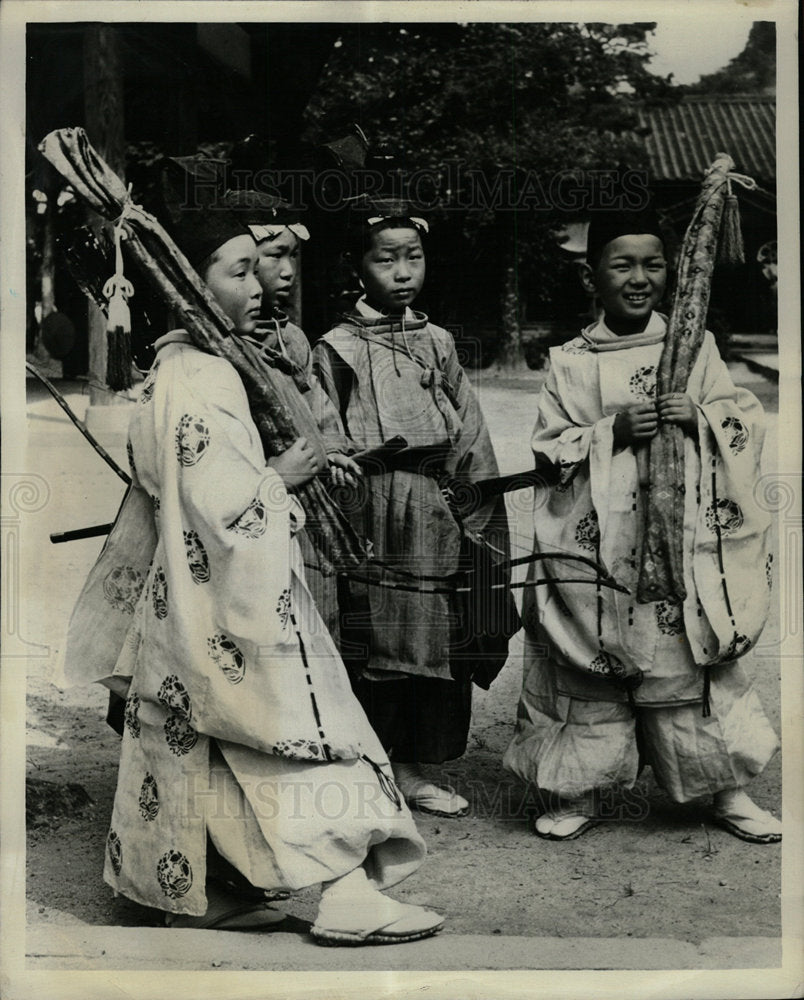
(717, 169, 758, 267)
(103, 187, 135, 391)
(717, 178, 746, 266)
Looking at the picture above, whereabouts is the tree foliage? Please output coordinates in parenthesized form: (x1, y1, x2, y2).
(685, 22, 775, 95)
(304, 22, 678, 363)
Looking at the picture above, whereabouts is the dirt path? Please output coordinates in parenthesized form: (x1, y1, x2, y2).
(24, 365, 782, 942)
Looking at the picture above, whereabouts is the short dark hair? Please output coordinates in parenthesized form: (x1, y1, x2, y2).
(197, 247, 221, 279)
(586, 209, 666, 269)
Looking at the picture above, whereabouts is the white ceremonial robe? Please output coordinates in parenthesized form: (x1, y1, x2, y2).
(61, 332, 425, 915)
(504, 314, 779, 801)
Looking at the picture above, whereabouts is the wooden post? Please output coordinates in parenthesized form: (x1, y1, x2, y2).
(84, 23, 127, 407)
(40, 202, 56, 319)
(30, 193, 63, 377)
(497, 221, 524, 368)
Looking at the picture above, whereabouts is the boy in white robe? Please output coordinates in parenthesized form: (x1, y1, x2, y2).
(503, 210, 781, 844)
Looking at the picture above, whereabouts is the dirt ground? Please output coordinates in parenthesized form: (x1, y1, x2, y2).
(23, 362, 782, 942)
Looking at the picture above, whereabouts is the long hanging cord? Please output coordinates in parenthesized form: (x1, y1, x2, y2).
(360, 756, 402, 809)
(103, 187, 136, 391)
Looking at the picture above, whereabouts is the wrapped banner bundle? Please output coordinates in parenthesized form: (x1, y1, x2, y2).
(40, 126, 363, 571)
(638, 152, 751, 603)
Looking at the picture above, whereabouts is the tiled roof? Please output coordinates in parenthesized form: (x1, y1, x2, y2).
(638, 95, 775, 183)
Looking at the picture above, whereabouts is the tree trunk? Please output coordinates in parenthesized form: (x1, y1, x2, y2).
(84, 24, 127, 406)
(497, 229, 524, 367)
(40, 202, 56, 319)
(30, 198, 62, 376)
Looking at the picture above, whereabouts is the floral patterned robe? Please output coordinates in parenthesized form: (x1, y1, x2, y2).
(518, 311, 773, 705)
(61, 331, 424, 915)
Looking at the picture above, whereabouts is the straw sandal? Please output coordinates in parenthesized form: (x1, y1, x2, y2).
(713, 790, 782, 844)
(534, 795, 599, 841)
(311, 896, 444, 947)
(534, 812, 599, 841)
(393, 764, 469, 818)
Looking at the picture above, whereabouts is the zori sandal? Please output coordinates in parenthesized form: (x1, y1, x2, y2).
(712, 789, 782, 844)
(311, 895, 445, 947)
(393, 763, 469, 818)
(534, 811, 599, 841)
(534, 795, 599, 841)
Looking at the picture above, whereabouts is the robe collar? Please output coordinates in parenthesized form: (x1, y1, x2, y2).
(581, 311, 666, 352)
(153, 329, 194, 352)
(354, 296, 418, 323)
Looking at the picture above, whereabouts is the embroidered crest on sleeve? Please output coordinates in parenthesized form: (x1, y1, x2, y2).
(183, 530, 210, 584)
(574, 510, 600, 551)
(655, 600, 684, 636)
(207, 632, 246, 685)
(107, 829, 122, 875)
(102, 565, 145, 614)
(721, 416, 749, 454)
(157, 849, 193, 899)
(276, 588, 292, 627)
(228, 497, 267, 539)
(138, 773, 159, 822)
(175, 414, 211, 467)
(272, 738, 326, 761)
(157, 675, 192, 719)
(628, 365, 657, 400)
(704, 498, 744, 536)
(588, 651, 627, 679)
(164, 715, 198, 756)
(151, 566, 168, 619)
(123, 692, 141, 739)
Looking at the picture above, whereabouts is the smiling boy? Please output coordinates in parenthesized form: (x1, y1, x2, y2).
(504, 209, 781, 844)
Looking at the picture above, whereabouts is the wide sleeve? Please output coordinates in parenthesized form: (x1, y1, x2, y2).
(57, 483, 157, 690)
(284, 324, 353, 454)
(312, 337, 355, 432)
(532, 365, 616, 469)
(684, 332, 772, 662)
(132, 353, 330, 755)
(433, 328, 510, 540)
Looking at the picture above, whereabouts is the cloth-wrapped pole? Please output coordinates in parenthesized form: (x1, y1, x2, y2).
(637, 152, 738, 603)
(39, 126, 363, 571)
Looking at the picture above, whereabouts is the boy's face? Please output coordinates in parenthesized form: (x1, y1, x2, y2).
(256, 229, 299, 308)
(360, 226, 425, 315)
(585, 234, 667, 334)
(204, 234, 262, 335)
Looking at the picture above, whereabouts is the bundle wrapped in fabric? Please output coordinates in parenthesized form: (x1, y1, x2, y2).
(39, 126, 363, 571)
(638, 152, 749, 603)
